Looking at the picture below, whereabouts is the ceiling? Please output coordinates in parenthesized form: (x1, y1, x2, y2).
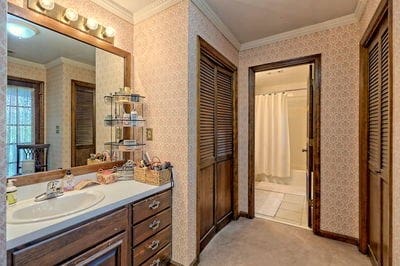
(204, 0, 359, 43)
(7, 14, 96, 66)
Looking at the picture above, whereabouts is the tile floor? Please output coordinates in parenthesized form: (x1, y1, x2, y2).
(199, 218, 371, 266)
(255, 188, 308, 227)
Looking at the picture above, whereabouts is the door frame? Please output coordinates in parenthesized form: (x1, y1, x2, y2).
(196, 37, 238, 256)
(359, 0, 393, 259)
(71, 80, 96, 167)
(248, 54, 322, 233)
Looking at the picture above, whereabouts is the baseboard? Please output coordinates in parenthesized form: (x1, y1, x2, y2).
(239, 211, 250, 218)
(368, 246, 378, 266)
(318, 230, 359, 246)
(169, 256, 199, 266)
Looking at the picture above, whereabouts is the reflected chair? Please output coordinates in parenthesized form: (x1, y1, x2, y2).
(16, 144, 50, 174)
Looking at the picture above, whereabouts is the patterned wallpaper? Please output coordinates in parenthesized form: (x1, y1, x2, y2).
(0, 0, 7, 263)
(238, 24, 360, 238)
(7, 60, 46, 82)
(134, 1, 190, 264)
(95, 48, 124, 154)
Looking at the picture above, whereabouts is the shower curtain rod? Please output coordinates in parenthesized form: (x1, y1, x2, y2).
(258, 88, 307, 95)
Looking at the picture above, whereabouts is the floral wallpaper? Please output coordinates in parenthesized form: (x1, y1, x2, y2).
(0, 0, 7, 263)
(392, 0, 400, 263)
(134, 1, 190, 264)
(238, 23, 360, 238)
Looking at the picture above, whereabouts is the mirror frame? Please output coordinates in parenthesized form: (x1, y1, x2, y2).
(7, 3, 131, 186)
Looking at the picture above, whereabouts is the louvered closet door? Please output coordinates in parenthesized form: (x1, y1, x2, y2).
(215, 67, 233, 226)
(367, 17, 390, 266)
(198, 54, 234, 251)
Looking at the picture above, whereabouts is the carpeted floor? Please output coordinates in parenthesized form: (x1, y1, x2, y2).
(199, 218, 371, 266)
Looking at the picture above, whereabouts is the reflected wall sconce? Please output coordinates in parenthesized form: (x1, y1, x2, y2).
(28, 0, 115, 44)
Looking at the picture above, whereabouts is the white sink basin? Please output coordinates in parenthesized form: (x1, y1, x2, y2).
(7, 190, 105, 224)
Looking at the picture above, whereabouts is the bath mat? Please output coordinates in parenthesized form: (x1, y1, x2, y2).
(256, 181, 306, 196)
(255, 190, 284, 217)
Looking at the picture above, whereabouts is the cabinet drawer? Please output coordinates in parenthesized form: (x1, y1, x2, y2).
(133, 208, 171, 246)
(11, 208, 129, 266)
(133, 226, 171, 266)
(133, 190, 171, 224)
(141, 243, 171, 266)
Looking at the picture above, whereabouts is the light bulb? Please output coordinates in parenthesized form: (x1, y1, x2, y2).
(86, 18, 98, 31)
(104, 26, 115, 38)
(39, 0, 55, 11)
(64, 8, 78, 22)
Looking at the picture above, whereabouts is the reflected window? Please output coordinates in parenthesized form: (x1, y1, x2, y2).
(6, 78, 43, 176)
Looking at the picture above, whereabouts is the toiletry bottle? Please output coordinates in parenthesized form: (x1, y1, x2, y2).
(63, 169, 75, 192)
(130, 109, 138, 126)
(6, 179, 17, 206)
(123, 111, 131, 126)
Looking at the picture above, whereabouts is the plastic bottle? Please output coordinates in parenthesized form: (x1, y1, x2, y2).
(6, 179, 17, 206)
(130, 109, 138, 126)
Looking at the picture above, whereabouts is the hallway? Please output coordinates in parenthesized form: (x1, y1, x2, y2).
(199, 218, 370, 266)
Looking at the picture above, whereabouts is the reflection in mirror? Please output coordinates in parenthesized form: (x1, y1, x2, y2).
(6, 14, 125, 177)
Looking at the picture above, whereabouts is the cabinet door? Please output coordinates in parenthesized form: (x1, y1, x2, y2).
(62, 231, 129, 266)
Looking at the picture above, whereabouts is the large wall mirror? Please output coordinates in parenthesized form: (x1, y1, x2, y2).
(6, 4, 131, 181)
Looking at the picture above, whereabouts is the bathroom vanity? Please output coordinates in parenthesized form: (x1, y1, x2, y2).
(6, 180, 172, 266)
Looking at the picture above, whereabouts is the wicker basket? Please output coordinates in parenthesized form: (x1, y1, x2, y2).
(133, 167, 146, 183)
(134, 167, 171, 186)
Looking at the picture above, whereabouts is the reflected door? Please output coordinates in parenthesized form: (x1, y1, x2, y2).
(71, 80, 96, 167)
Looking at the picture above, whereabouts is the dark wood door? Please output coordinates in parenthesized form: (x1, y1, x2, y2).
(198, 54, 234, 251)
(71, 80, 96, 167)
(63, 231, 129, 266)
(367, 16, 390, 266)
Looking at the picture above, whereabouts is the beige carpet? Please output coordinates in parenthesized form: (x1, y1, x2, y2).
(199, 218, 370, 266)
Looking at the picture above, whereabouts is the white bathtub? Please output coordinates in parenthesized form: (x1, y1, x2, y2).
(290, 169, 307, 186)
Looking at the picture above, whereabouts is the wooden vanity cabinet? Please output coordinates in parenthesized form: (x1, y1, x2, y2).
(7, 189, 172, 266)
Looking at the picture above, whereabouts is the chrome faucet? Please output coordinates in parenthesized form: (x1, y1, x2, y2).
(34, 180, 64, 202)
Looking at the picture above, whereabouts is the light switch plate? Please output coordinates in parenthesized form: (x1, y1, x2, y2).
(146, 128, 153, 141)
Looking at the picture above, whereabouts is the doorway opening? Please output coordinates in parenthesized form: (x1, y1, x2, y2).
(248, 54, 321, 233)
(254, 64, 311, 228)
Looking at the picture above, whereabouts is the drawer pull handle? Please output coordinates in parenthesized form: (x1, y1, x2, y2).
(150, 258, 161, 266)
(149, 200, 160, 210)
(148, 240, 160, 251)
(149, 219, 161, 230)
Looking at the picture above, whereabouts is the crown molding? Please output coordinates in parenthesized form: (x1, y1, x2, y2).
(240, 13, 357, 51)
(45, 57, 95, 71)
(191, 0, 240, 50)
(354, 0, 367, 20)
(90, 0, 133, 23)
(133, 0, 182, 24)
(8, 56, 46, 69)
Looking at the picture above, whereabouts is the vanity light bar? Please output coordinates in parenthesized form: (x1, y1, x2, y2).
(28, 0, 115, 44)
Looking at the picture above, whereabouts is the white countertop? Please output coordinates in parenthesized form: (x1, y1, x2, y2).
(6, 175, 172, 250)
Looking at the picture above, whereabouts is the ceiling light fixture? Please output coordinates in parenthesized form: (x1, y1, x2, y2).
(64, 8, 78, 22)
(85, 18, 98, 31)
(38, 0, 55, 11)
(103, 26, 115, 38)
(7, 21, 39, 39)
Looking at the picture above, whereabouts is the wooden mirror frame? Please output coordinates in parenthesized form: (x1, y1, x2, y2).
(7, 3, 132, 186)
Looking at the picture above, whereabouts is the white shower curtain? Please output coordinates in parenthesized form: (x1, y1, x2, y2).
(255, 93, 291, 178)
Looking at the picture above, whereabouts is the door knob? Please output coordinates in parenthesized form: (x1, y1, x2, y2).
(302, 148, 308, 152)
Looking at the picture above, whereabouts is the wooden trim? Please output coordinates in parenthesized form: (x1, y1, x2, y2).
(358, 0, 393, 260)
(71, 80, 96, 167)
(248, 54, 322, 234)
(7, 2, 132, 184)
(196, 37, 238, 256)
(318, 230, 359, 246)
(13, 160, 125, 187)
(238, 211, 250, 219)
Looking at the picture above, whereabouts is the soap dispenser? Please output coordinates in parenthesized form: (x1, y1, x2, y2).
(6, 179, 17, 206)
(63, 169, 75, 192)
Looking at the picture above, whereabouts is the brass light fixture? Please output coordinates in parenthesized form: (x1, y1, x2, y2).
(28, 0, 115, 44)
